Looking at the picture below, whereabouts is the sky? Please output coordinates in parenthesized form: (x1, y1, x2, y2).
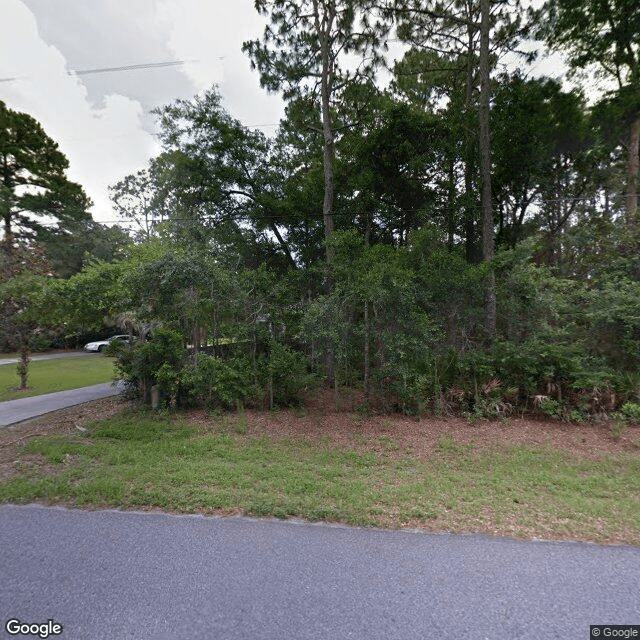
(1, 0, 286, 224)
(1, 0, 575, 228)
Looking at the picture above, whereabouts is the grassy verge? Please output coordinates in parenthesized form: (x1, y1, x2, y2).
(0, 356, 116, 402)
(1, 411, 639, 545)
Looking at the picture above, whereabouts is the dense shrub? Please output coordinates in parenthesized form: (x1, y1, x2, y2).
(262, 341, 316, 408)
(180, 355, 258, 410)
(113, 327, 187, 403)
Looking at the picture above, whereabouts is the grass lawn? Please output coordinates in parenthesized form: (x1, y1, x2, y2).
(0, 356, 116, 402)
(2, 410, 639, 545)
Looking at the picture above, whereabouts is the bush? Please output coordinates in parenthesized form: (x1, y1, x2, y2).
(180, 355, 257, 410)
(113, 327, 187, 403)
(263, 341, 316, 408)
(621, 402, 640, 424)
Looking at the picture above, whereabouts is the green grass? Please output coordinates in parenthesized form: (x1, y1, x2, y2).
(2, 411, 640, 545)
(0, 356, 116, 401)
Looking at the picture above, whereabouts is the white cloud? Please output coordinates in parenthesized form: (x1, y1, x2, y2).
(1, 0, 286, 226)
(0, 0, 159, 222)
(157, 0, 285, 126)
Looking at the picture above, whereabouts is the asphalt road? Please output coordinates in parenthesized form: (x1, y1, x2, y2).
(0, 505, 638, 640)
(0, 383, 121, 427)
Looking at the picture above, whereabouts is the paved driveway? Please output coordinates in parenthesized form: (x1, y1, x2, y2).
(0, 383, 122, 426)
(0, 505, 638, 640)
(0, 351, 95, 366)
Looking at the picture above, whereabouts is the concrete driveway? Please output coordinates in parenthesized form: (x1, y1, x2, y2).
(0, 382, 123, 427)
(0, 351, 96, 366)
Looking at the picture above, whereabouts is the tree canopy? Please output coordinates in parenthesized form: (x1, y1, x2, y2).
(0, 101, 92, 273)
(8, 0, 638, 421)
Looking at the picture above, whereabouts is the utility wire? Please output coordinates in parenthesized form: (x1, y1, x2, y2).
(0, 59, 196, 83)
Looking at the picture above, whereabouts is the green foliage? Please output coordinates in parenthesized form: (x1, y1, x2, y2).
(38, 46, 639, 422)
(59, 261, 129, 333)
(539, 397, 563, 419)
(620, 402, 640, 424)
(113, 327, 187, 403)
(0, 100, 91, 248)
(264, 341, 316, 408)
(0, 273, 66, 387)
(180, 355, 256, 410)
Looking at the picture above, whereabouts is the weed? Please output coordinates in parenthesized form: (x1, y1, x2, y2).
(621, 402, 640, 424)
(539, 397, 562, 419)
(234, 405, 248, 435)
(436, 435, 472, 456)
(569, 409, 587, 423)
(377, 436, 399, 451)
(610, 420, 626, 440)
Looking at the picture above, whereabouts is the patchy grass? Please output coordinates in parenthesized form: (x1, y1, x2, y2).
(1, 410, 639, 545)
(0, 356, 116, 402)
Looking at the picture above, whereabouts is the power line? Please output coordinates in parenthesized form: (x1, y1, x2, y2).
(73, 60, 197, 77)
(0, 59, 197, 84)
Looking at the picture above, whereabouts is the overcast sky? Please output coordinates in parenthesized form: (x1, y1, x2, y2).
(1, 0, 286, 224)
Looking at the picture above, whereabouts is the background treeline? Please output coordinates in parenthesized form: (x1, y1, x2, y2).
(2, 0, 639, 420)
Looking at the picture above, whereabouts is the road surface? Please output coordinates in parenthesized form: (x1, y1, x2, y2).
(0, 383, 121, 427)
(0, 504, 638, 639)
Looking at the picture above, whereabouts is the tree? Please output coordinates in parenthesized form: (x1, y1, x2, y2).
(243, 0, 388, 270)
(110, 168, 167, 242)
(491, 74, 593, 248)
(391, 0, 526, 339)
(348, 97, 448, 245)
(113, 90, 297, 271)
(479, 0, 496, 339)
(37, 219, 131, 278)
(0, 274, 58, 389)
(391, 0, 524, 264)
(539, 0, 640, 225)
(0, 100, 91, 273)
(0, 241, 61, 387)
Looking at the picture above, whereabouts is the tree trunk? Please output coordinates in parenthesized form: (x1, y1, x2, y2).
(18, 340, 30, 390)
(2, 205, 13, 278)
(479, 0, 496, 340)
(364, 300, 370, 407)
(447, 155, 456, 249)
(320, 4, 336, 270)
(319, 3, 337, 385)
(627, 113, 639, 228)
(464, 12, 479, 264)
(363, 211, 371, 408)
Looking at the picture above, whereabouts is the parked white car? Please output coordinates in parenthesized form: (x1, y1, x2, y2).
(84, 335, 132, 353)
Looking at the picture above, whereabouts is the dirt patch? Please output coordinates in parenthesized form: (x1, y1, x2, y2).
(0, 397, 131, 482)
(184, 387, 640, 461)
(228, 410, 639, 460)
